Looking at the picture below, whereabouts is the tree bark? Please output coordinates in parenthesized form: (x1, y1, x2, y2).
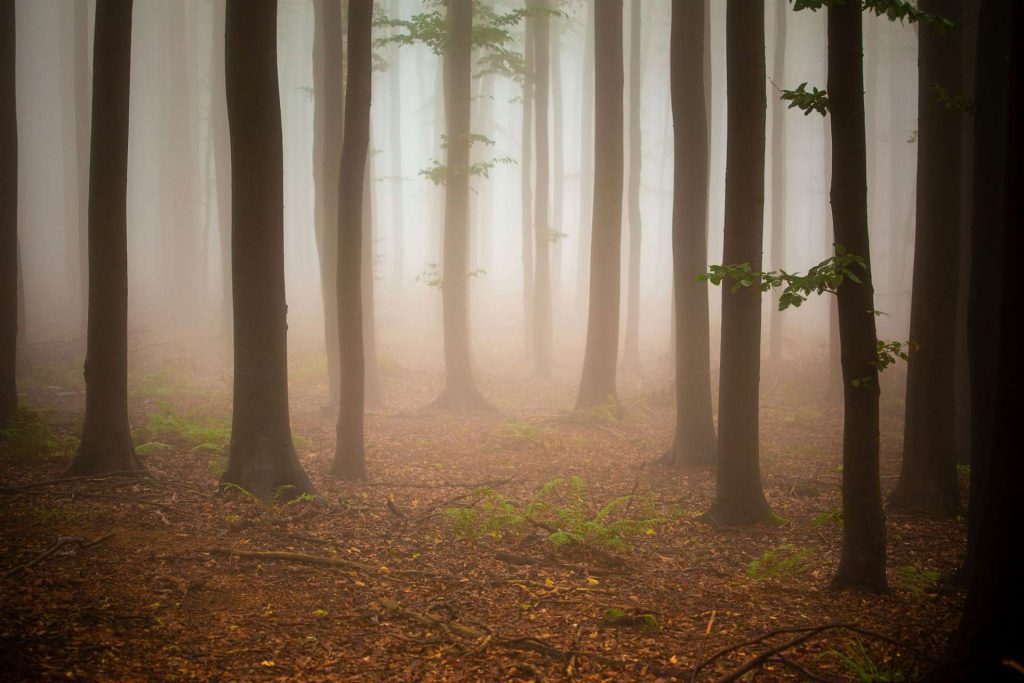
(220, 0, 314, 500)
(575, 0, 594, 309)
(622, 0, 642, 374)
(362, 146, 379, 407)
(388, 0, 404, 287)
(435, 0, 489, 410)
(575, 0, 623, 410)
(521, 8, 535, 360)
(827, 0, 886, 592)
(210, 0, 232, 342)
(707, 0, 771, 525)
(65, 0, 143, 476)
(532, 0, 552, 377)
(0, 0, 16, 429)
(332, 0, 372, 481)
(889, 0, 964, 516)
(550, 18, 563, 315)
(768, 0, 787, 365)
(660, 0, 716, 469)
(74, 1, 90, 342)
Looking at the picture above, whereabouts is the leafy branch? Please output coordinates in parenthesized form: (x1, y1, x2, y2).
(780, 82, 830, 117)
(790, 0, 953, 31)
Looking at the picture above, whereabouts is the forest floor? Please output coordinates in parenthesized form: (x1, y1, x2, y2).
(0, 342, 967, 681)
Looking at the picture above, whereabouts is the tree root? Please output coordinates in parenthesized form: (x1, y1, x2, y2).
(3, 532, 115, 577)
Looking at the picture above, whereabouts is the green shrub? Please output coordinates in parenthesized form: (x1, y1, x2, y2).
(746, 544, 817, 581)
(0, 407, 77, 459)
(892, 565, 939, 595)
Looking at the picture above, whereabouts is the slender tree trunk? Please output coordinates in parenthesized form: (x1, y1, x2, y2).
(435, 0, 488, 410)
(532, 0, 552, 377)
(660, 0, 716, 468)
(827, 0, 886, 592)
(362, 148, 379, 406)
(575, 0, 623, 410)
(550, 20, 563, 315)
(220, 0, 314, 500)
(0, 0, 16, 429)
(314, 0, 343, 411)
(210, 0, 231, 341)
(942, 3, 1021, 676)
(890, 0, 964, 516)
(74, 0, 90, 343)
(622, 0, 642, 373)
(768, 0, 786, 365)
(575, 0, 593, 309)
(65, 0, 142, 476)
(824, 120, 842, 400)
(707, 0, 771, 525)
(521, 9, 535, 359)
(333, 0, 372, 481)
(388, 0, 404, 287)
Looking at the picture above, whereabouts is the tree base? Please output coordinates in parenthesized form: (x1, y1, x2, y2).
(431, 383, 494, 412)
(219, 444, 316, 502)
(657, 439, 716, 469)
(331, 448, 367, 482)
(830, 561, 888, 593)
(64, 442, 144, 477)
(887, 479, 960, 517)
(702, 499, 778, 527)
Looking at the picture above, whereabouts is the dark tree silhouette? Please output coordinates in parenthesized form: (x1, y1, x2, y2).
(622, 0, 642, 373)
(532, 0, 552, 378)
(313, 0, 343, 411)
(575, 1, 594, 308)
(889, 0, 964, 515)
(65, 0, 143, 476)
(827, 0, 886, 592)
(576, 0, 623, 410)
(768, 0, 787, 365)
(0, 0, 15, 429)
(940, 3, 1021, 677)
(387, 0, 405, 287)
(660, 0, 716, 468)
(521, 11, 535, 359)
(434, 0, 489, 410)
(210, 0, 231, 339)
(219, 0, 314, 500)
(707, 0, 772, 525)
(332, 0, 372, 481)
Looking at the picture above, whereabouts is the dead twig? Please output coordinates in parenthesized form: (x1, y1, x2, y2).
(3, 532, 115, 577)
(0, 471, 149, 493)
(209, 547, 432, 576)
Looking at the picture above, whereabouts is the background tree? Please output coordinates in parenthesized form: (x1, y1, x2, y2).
(768, 0, 787, 364)
(889, 0, 963, 515)
(708, 0, 772, 525)
(220, 0, 314, 500)
(660, 0, 716, 468)
(313, 0, 344, 411)
(435, 0, 489, 410)
(574, 0, 593, 309)
(388, 0, 405, 287)
(532, 0, 552, 377)
(0, 0, 16, 429)
(621, 0, 642, 373)
(210, 0, 232, 340)
(333, 0, 372, 481)
(65, 0, 142, 476)
(521, 9, 535, 359)
(827, 0, 886, 591)
(575, 0, 623, 410)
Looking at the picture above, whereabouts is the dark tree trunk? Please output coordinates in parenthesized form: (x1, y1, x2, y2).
(65, 0, 142, 476)
(314, 0, 343, 411)
(332, 0, 372, 481)
(660, 0, 716, 469)
(210, 0, 231, 341)
(707, 0, 771, 525)
(74, 0, 90, 342)
(521, 9, 535, 359)
(890, 0, 964, 516)
(768, 0, 786, 365)
(575, 1, 594, 309)
(940, 4, 1022, 677)
(362, 149, 379, 407)
(435, 0, 489, 410)
(575, 0, 623, 410)
(550, 20, 563, 313)
(622, 0, 642, 374)
(827, 0, 886, 592)
(0, 0, 16, 429)
(532, 0, 552, 378)
(220, 0, 314, 500)
(824, 117, 842, 401)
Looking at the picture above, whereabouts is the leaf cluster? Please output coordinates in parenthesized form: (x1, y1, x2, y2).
(781, 82, 831, 116)
(746, 544, 818, 581)
(791, 0, 953, 31)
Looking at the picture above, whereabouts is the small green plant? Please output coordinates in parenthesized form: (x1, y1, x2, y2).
(445, 488, 525, 540)
(811, 509, 844, 529)
(746, 544, 817, 581)
(136, 408, 230, 453)
(892, 565, 940, 595)
(825, 637, 911, 682)
(600, 607, 658, 630)
(0, 407, 77, 459)
(219, 482, 260, 504)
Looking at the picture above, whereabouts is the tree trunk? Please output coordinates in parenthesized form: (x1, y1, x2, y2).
(521, 9, 535, 360)
(824, 116, 842, 400)
(332, 0, 372, 481)
(768, 0, 786, 365)
(941, 3, 1021, 676)
(435, 0, 488, 410)
(550, 19, 563, 315)
(660, 0, 716, 469)
(889, 0, 964, 516)
(210, 0, 231, 341)
(220, 0, 314, 500)
(621, 0, 642, 373)
(0, 0, 16, 429)
(532, 0, 552, 378)
(65, 0, 142, 476)
(388, 0, 404, 287)
(575, 0, 594, 309)
(74, 1, 90, 342)
(827, 0, 886, 592)
(707, 0, 771, 525)
(362, 148, 379, 406)
(576, 0, 624, 410)
(314, 0, 343, 411)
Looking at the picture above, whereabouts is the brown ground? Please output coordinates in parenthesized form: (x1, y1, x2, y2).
(0, 344, 966, 681)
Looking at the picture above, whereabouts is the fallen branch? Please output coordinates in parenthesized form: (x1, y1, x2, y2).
(3, 532, 115, 577)
(0, 471, 149, 493)
(71, 490, 185, 514)
(378, 597, 485, 640)
(209, 547, 431, 576)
